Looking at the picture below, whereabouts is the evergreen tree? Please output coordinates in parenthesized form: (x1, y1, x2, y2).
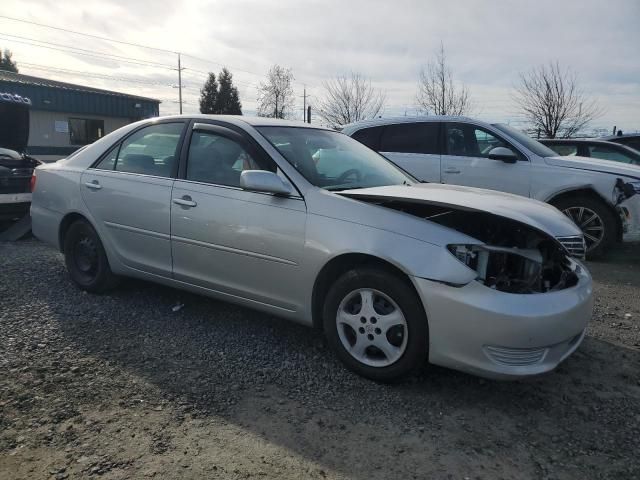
(199, 73, 218, 113)
(0, 49, 19, 73)
(214, 68, 242, 115)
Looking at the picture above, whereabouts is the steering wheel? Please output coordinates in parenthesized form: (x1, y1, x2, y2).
(335, 168, 361, 184)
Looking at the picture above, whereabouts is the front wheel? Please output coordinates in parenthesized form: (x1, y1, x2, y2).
(323, 267, 429, 382)
(552, 195, 617, 259)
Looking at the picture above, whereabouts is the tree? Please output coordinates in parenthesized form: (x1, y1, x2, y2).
(199, 72, 218, 114)
(317, 72, 386, 128)
(257, 65, 295, 119)
(416, 43, 470, 116)
(0, 49, 18, 73)
(514, 61, 601, 138)
(214, 67, 242, 115)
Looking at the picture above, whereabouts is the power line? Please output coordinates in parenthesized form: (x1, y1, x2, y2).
(19, 62, 177, 87)
(0, 14, 176, 54)
(0, 15, 313, 88)
(0, 33, 175, 69)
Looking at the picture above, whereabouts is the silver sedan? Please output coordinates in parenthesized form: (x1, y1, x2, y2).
(31, 116, 593, 381)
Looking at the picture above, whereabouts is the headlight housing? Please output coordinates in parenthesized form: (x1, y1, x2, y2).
(447, 243, 577, 294)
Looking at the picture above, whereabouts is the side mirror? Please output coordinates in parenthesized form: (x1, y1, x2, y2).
(488, 146, 518, 163)
(240, 170, 292, 196)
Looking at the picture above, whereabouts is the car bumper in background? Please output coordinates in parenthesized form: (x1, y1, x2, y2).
(0, 193, 32, 221)
(412, 261, 593, 379)
(618, 194, 640, 243)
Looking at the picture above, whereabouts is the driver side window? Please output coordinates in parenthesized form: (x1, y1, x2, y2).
(186, 130, 274, 187)
(446, 123, 520, 159)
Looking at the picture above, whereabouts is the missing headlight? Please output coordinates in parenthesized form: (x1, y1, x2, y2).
(448, 244, 578, 294)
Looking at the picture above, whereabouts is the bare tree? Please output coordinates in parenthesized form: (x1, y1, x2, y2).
(257, 65, 295, 119)
(514, 62, 602, 138)
(317, 73, 386, 128)
(416, 43, 471, 116)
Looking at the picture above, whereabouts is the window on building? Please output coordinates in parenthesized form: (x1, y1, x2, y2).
(69, 118, 105, 145)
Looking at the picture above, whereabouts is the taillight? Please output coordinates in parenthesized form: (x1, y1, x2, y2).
(30, 173, 37, 192)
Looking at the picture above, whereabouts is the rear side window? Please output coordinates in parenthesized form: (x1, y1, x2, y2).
(351, 126, 384, 151)
(379, 122, 440, 154)
(93, 123, 184, 177)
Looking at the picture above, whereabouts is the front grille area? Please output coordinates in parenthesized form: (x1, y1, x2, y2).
(484, 345, 548, 367)
(556, 235, 586, 259)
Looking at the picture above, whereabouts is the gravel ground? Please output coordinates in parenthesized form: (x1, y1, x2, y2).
(1, 239, 639, 480)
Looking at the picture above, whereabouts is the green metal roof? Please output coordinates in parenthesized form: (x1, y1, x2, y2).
(0, 71, 160, 119)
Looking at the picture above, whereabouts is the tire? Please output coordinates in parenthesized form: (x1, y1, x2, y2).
(551, 195, 617, 259)
(63, 220, 119, 293)
(322, 267, 429, 382)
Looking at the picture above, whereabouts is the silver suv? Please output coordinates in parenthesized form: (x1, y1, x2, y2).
(343, 116, 640, 258)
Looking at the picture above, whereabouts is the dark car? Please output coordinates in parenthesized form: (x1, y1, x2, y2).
(0, 92, 41, 222)
(600, 133, 640, 152)
(540, 138, 640, 166)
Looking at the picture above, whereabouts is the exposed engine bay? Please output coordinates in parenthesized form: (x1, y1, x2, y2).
(361, 198, 580, 294)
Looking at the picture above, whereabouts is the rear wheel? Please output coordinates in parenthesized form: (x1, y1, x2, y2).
(323, 267, 428, 382)
(551, 195, 617, 259)
(63, 220, 119, 293)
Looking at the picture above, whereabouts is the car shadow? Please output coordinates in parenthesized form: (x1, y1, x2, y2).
(43, 267, 640, 479)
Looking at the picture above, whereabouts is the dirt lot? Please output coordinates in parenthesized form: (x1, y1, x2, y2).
(1, 240, 639, 480)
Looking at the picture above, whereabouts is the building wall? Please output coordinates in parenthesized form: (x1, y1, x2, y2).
(27, 110, 132, 161)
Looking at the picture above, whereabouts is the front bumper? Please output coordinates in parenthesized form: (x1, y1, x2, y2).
(618, 194, 640, 243)
(412, 261, 593, 379)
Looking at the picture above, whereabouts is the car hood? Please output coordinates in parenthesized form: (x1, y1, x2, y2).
(545, 155, 640, 180)
(339, 183, 582, 238)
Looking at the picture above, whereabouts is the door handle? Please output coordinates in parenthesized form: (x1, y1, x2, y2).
(172, 196, 197, 207)
(84, 180, 102, 190)
(444, 168, 461, 174)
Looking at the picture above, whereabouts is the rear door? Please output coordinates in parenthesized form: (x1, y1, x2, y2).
(80, 121, 186, 276)
(378, 122, 442, 182)
(440, 122, 531, 196)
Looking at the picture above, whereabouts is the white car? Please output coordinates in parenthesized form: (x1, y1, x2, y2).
(31, 116, 592, 381)
(342, 116, 640, 258)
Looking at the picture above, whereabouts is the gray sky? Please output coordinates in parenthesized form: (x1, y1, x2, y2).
(1, 0, 639, 132)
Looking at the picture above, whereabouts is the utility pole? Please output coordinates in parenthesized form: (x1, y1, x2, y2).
(303, 85, 306, 122)
(177, 53, 183, 114)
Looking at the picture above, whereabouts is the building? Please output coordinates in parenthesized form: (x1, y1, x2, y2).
(0, 71, 160, 161)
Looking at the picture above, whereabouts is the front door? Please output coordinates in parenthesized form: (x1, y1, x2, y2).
(170, 123, 307, 312)
(80, 121, 186, 276)
(440, 122, 531, 196)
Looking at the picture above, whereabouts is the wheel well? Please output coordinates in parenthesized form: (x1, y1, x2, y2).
(548, 188, 622, 241)
(58, 212, 88, 251)
(311, 253, 416, 330)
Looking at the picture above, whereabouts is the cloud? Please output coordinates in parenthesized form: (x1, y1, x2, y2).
(1, 0, 638, 129)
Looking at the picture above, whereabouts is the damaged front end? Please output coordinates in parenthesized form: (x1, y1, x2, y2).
(447, 243, 579, 294)
(359, 197, 581, 294)
(615, 179, 640, 243)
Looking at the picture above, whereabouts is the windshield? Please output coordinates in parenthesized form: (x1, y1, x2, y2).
(492, 123, 558, 158)
(257, 126, 414, 190)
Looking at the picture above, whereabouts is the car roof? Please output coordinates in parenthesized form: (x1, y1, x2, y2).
(601, 133, 640, 140)
(341, 115, 476, 132)
(540, 138, 619, 145)
(153, 114, 332, 130)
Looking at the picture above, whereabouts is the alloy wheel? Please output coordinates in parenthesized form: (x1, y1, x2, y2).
(336, 288, 408, 367)
(562, 206, 605, 252)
